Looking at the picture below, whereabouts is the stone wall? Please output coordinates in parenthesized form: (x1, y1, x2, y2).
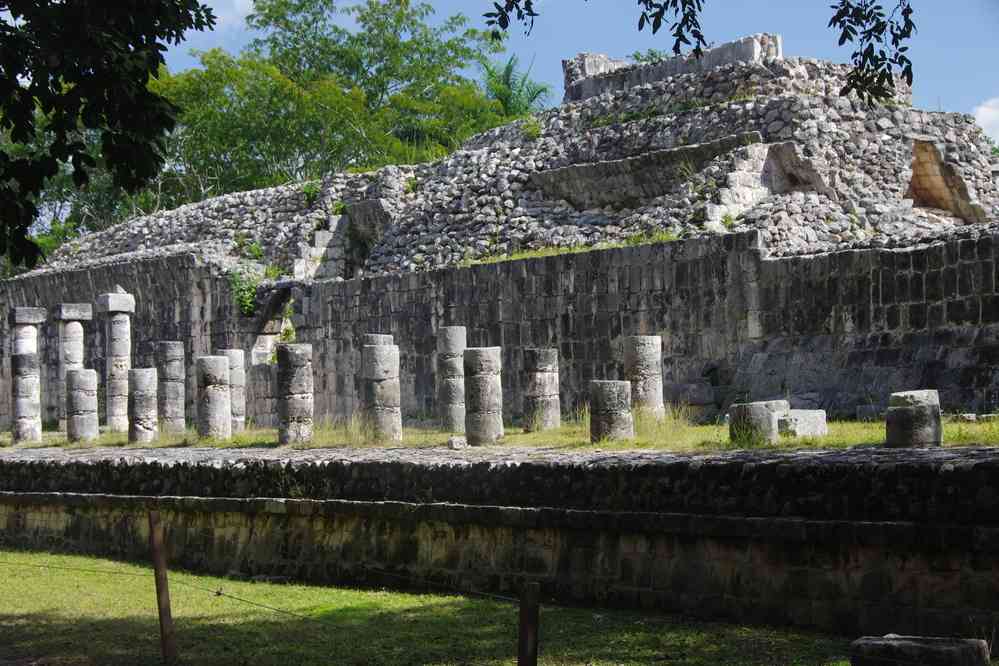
(3, 486, 999, 637)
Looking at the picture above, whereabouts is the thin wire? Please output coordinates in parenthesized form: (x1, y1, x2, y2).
(169, 577, 331, 626)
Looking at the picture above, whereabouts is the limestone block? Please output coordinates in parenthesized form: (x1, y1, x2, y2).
(850, 635, 989, 666)
(464, 347, 503, 446)
(360, 333, 394, 347)
(361, 344, 402, 443)
(53, 303, 93, 321)
(103, 306, 132, 433)
(889, 390, 940, 408)
(437, 326, 466, 433)
(277, 344, 313, 445)
(55, 311, 87, 430)
(219, 349, 246, 433)
(196, 356, 231, 440)
(95, 292, 135, 314)
(623, 336, 665, 418)
(729, 400, 789, 445)
(8, 307, 46, 325)
(778, 409, 828, 438)
(11, 352, 42, 443)
(156, 342, 186, 433)
(523, 348, 560, 432)
(590, 380, 634, 443)
(885, 404, 942, 448)
(128, 368, 158, 444)
(66, 369, 98, 443)
(856, 405, 884, 422)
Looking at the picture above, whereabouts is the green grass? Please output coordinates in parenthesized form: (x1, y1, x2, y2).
(0, 549, 853, 666)
(7, 409, 999, 453)
(461, 230, 681, 268)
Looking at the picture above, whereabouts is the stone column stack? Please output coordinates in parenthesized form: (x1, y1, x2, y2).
(66, 368, 99, 443)
(464, 347, 503, 446)
(219, 349, 246, 433)
(361, 344, 403, 442)
(885, 390, 942, 448)
(128, 368, 158, 444)
(523, 348, 560, 432)
(623, 336, 665, 418)
(195, 356, 231, 440)
(53, 304, 93, 431)
(156, 342, 186, 433)
(437, 326, 466, 433)
(11, 352, 42, 443)
(589, 380, 635, 443)
(9, 307, 46, 355)
(97, 292, 135, 433)
(277, 343, 313, 444)
(729, 400, 789, 445)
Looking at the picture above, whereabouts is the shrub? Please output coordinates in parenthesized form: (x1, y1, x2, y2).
(404, 177, 419, 194)
(623, 229, 679, 246)
(301, 181, 321, 206)
(227, 271, 260, 317)
(721, 213, 736, 229)
(520, 117, 542, 141)
(331, 200, 347, 216)
(264, 264, 285, 280)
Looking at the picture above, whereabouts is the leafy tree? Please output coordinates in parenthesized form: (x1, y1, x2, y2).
(484, 0, 916, 103)
(482, 55, 551, 117)
(0, 0, 216, 266)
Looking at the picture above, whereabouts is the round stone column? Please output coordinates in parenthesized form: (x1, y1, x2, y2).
(623, 336, 665, 418)
(437, 326, 466, 433)
(277, 343, 313, 445)
(66, 368, 99, 443)
(196, 356, 231, 440)
(97, 292, 135, 433)
(362, 344, 403, 442)
(53, 304, 93, 431)
(590, 380, 635, 443)
(728, 400, 788, 446)
(9, 307, 46, 355)
(128, 368, 158, 444)
(464, 347, 503, 446)
(156, 342, 186, 433)
(523, 348, 560, 432)
(885, 390, 942, 448)
(11, 352, 42, 443)
(219, 349, 246, 433)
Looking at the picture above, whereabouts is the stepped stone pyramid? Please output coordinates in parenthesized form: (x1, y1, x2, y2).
(40, 33, 999, 280)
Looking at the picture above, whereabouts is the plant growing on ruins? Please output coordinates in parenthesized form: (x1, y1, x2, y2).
(482, 54, 552, 116)
(404, 178, 420, 194)
(721, 214, 736, 229)
(264, 264, 285, 280)
(676, 159, 697, 182)
(301, 181, 322, 206)
(624, 229, 679, 246)
(227, 270, 261, 317)
(520, 117, 543, 141)
(331, 200, 348, 216)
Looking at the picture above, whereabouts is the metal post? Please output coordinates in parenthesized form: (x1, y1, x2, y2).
(517, 581, 540, 666)
(148, 511, 178, 664)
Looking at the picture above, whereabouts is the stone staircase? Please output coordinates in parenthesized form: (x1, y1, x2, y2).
(705, 143, 772, 232)
(292, 225, 337, 280)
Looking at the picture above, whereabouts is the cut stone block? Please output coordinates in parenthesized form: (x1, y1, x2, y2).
(436, 326, 466, 433)
(523, 347, 560, 432)
(778, 409, 828, 437)
(360, 333, 393, 347)
(590, 380, 634, 443)
(729, 400, 789, 445)
(850, 635, 989, 666)
(96, 292, 136, 314)
(889, 390, 940, 407)
(196, 356, 231, 440)
(8, 307, 47, 325)
(464, 347, 503, 446)
(52, 303, 93, 321)
(885, 404, 942, 448)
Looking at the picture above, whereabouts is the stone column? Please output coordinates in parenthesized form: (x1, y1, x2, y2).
(53, 304, 93, 431)
(66, 368, 99, 443)
(464, 347, 503, 446)
(196, 356, 231, 440)
(729, 400, 789, 446)
(9, 307, 46, 355)
(11, 352, 42, 443)
(361, 344, 403, 442)
(623, 336, 665, 418)
(128, 368, 158, 444)
(277, 343, 313, 445)
(156, 342, 186, 433)
(523, 348, 560, 432)
(219, 349, 246, 433)
(590, 380, 634, 443)
(96, 292, 135, 433)
(437, 326, 466, 433)
(885, 390, 942, 448)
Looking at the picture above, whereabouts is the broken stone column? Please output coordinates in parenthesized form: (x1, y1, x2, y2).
(53, 304, 93, 431)
(156, 342, 186, 433)
(9, 307, 46, 355)
(362, 344, 403, 442)
(850, 635, 989, 666)
(729, 400, 789, 445)
(277, 343, 313, 444)
(464, 347, 503, 446)
(218, 349, 246, 433)
(97, 292, 135, 433)
(523, 348, 560, 432)
(128, 368, 158, 444)
(590, 380, 635, 443)
(195, 356, 231, 440)
(623, 336, 665, 418)
(778, 409, 828, 438)
(66, 368, 99, 443)
(885, 390, 942, 448)
(436, 326, 466, 433)
(361, 333, 393, 347)
(11, 352, 42, 443)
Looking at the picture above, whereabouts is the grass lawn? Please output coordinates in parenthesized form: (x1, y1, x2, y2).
(3, 406, 999, 453)
(0, 549, 854, 666)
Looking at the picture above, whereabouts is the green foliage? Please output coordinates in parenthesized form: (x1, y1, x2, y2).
(676, 159, 697, 181)
(520, 117, 542, 140)
(301, 181, 321, 206)
(404, 177, 419, 194)
(234, 233, 265, 261)
(721, 213, 737, 229)
(331, 200, 348, 216)
(630, 48, 672, 63)
(481, 54, 551, 116)
(227, 270, 261, 317)
(624, 229, 679, 246)
(264, 264, 286, 280)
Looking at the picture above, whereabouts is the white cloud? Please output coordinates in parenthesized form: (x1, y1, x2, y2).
(211, 0, 255, 28)
(974, 97, 999, 144)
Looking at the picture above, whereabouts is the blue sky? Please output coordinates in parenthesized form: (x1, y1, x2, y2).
(166, 0, 999, 141)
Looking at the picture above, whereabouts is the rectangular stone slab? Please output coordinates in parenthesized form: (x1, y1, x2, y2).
(53, 303, 94, 321)
(9, 307, 46, 325)
(96, 292, 135, 314)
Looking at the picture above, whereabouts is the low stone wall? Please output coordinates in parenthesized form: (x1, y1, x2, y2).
(3, 488, 998, 637)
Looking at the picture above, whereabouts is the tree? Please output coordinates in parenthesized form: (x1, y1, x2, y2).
(482, 55, 551, 117)
(0, 0, 216, 267)
(484, 1, 916, 103)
